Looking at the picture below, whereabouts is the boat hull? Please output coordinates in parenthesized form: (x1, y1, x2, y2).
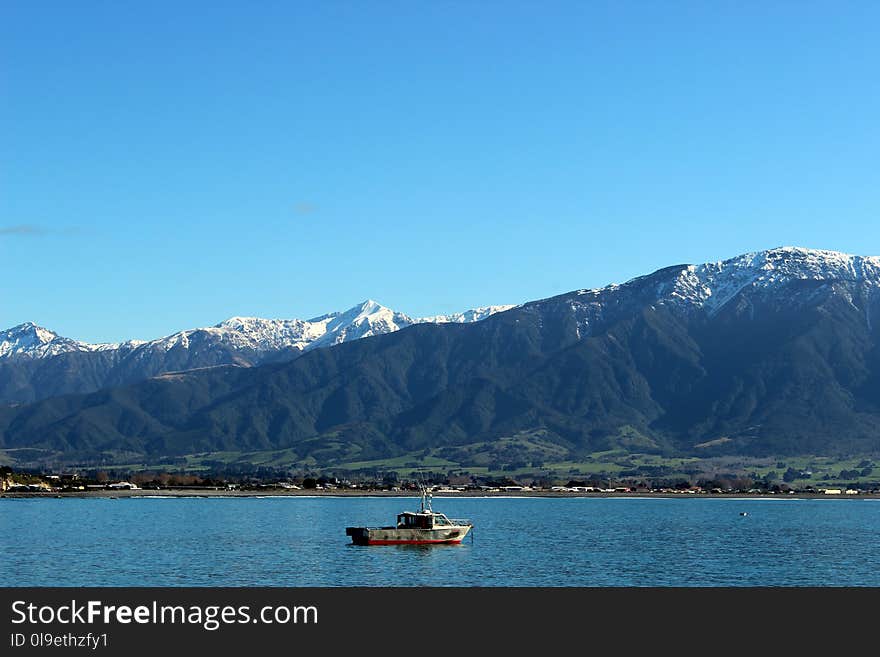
(346, 525, 471, 545)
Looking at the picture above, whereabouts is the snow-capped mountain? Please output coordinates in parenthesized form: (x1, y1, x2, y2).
(656, 246, 880, 314)
(549, 246, 880, 340)
(111, 299, 515, 361)
(0, 322, 123, 359)
(6, 246, 878, 409)
(9, 246, 880, 466)
(415, 305, 515, 325)
(0, 300, 514, 363)
(0, 300, 515, 404)
(7, 248, 877, 367)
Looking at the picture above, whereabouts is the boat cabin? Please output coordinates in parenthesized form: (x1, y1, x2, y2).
(396, 511, 454, 529)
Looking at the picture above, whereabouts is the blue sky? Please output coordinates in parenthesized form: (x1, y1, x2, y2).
(2, 1, 879, 343)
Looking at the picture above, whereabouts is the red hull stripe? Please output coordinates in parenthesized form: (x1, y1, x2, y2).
(366, 539, 464, 545)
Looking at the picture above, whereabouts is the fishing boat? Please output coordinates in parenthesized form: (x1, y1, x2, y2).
(345, 489, 473, 545)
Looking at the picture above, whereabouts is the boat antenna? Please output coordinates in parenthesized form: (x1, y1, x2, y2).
(415, 468, 433, 513)
(419, 484, 433, 513)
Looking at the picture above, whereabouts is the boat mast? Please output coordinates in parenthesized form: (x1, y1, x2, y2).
(419, 485, 433, 513)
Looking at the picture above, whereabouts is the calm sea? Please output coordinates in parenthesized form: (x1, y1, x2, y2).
(2, 496, 878, 586)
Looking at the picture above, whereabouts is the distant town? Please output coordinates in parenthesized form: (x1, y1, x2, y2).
(2, 465, 877, 498)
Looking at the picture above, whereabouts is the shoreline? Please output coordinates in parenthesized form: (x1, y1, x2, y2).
(2, 489, 878, 500)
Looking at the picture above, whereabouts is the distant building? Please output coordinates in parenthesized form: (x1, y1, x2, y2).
(107, 481, 139, 490)
(7, 483, 50, 492)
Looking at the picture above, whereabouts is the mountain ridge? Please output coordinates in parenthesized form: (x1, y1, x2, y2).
(4, 246, 880, 467)
(0, 300, 514, 404)
(0, 299, 515, 361)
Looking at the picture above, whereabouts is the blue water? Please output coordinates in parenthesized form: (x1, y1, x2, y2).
(2, 497, 878, 586)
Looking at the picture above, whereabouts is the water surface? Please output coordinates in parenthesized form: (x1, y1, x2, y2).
(2, 497, 878, 586)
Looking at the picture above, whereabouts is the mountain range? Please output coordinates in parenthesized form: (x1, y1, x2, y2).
(0, 301, 513, 404)
(3, 246, 880, 469)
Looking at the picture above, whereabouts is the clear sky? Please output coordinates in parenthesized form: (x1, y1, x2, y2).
(2, 1, 879, 343)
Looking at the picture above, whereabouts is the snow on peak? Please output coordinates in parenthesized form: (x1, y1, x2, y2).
(674, 246, 880, 313)
(562, 246, 880, 341)
(705, 246, 876, 280)
(110, 300, 513, 359)
(416, 305, 515, 324)
(574, 246, 880, 316)
(578, 246, 878, 298)
(2, 301, 511, 362)
(308, 300, 414, 349)
(311, 300, 516, 347)
(0, 322, 56, 353)
(0, 322, 115, 359)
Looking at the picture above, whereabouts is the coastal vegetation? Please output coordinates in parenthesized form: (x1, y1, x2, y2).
(3, 451, 878, 496)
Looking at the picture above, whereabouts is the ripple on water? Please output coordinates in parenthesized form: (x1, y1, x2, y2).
(1, 497, 878, 586)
